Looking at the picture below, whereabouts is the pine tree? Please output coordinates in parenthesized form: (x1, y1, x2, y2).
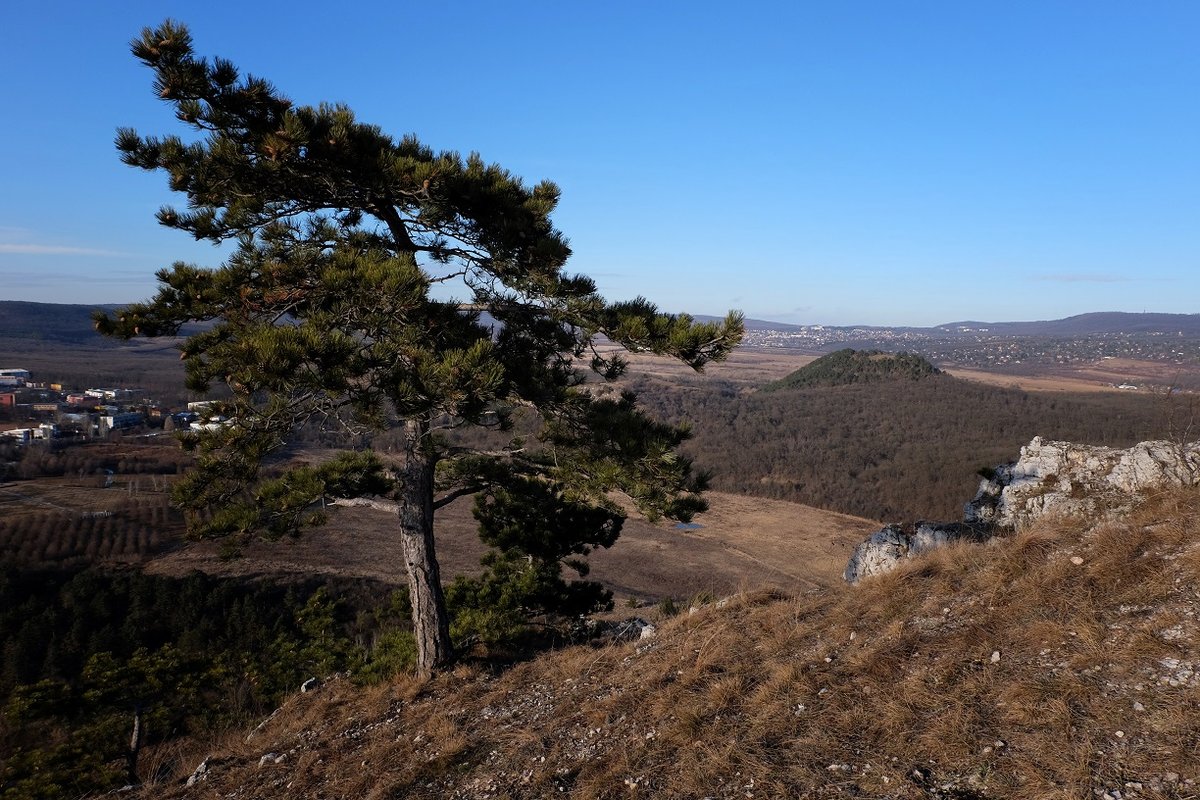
(97, 20, 744, 676)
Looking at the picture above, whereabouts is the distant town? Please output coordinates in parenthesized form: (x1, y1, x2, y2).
(741, 326, 1200, 373)
(0, 367, 219, 445)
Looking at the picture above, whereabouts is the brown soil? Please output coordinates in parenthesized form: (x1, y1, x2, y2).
(2, 439, 877, 599)
(0, 474, 171, 518)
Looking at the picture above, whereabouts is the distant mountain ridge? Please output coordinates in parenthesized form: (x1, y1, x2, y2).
(932, 311, 1200, 336)
(0, 301, 119, 345)
(5, 302, 1200, 347)
(695, 311, 1200, 337)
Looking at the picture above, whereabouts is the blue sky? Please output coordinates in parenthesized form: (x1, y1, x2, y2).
(1, 2, 1196, 326)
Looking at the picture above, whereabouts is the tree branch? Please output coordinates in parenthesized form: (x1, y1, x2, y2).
(432, 484, 484, 510)
(330, 496, 398, 513)
(370, 203, 418, 253)
(330, 486, 483, 513)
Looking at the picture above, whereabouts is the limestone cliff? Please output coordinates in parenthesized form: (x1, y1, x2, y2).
(845, 437, 1200, 583)
(965, 436, 1200, 529)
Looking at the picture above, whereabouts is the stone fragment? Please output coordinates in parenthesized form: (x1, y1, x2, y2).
(844, 522, 989, 583)
(185, 757, 210, 787)
(586, 617, 657, 644)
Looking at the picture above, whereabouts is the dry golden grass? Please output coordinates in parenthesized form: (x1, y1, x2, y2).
(143, 489, 879, 602)
(144, 489, 1200, 799)
(944, 357, 1199, 395)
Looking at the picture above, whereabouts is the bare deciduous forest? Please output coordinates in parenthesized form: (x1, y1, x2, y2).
(634, 372, 1164, 522)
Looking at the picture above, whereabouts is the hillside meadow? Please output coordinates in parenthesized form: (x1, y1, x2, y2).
(129, 488, 1200, 799)
(0, 338, 1193, 798)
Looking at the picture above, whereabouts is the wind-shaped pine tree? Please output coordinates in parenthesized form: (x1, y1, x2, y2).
(98, 20, 744, 676)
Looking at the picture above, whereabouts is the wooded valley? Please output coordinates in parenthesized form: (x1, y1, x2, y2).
(638, 370, 1164, 522)
(0, 348, 1185, 798)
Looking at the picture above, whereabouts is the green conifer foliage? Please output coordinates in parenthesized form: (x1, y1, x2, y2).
(97, 20, 743, 675)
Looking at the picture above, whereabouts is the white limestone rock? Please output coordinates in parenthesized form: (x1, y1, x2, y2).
(584, 617, 657, 644)
(845, 436, 1199, 584)
(185, 757, 211, 787)
(843, 524, 908, 583)
(843, 522, 988, 584)
(965, 437, 1200, 529)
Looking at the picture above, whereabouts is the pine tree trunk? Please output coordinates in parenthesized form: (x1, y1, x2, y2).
(126, 705, 142, 786)
(397, 419, 454, 677)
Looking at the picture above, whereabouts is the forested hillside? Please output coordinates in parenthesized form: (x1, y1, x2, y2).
(637, 373, 1164, 522)
(0, 568, 412, 799)
(0, 302, 117, 345)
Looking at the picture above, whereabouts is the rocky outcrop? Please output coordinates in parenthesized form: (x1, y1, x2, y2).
(843, 525, 907, 584)
(185, 757, 210, 787)
(845, 437, 1200, 583)
(965, 437, 1200, 529)
(843, 521, 990, 583)
(580, 617, 657, 644)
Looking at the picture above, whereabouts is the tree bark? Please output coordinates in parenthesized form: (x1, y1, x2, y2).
(126, 705, 142, 786)
(397, 418, 454, 677)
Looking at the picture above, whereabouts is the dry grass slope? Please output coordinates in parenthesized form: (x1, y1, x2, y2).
(143, 490, 878, 600)
(145, 489, 1200, 799)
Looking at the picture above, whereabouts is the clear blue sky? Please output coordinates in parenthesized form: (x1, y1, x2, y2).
(1, 2, 1196, 326)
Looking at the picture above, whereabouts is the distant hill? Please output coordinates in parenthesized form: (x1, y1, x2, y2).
(932, 311, 1200, 337)
(763, 348, 939, 391)
(10, 303, 1199, 348)
(692, 314, 909, 334)
(0, 301, 190, 392)
(694, 311, 1200, 338)
(0, 301, 119, 345)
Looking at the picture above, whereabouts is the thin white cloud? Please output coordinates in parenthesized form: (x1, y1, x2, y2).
(1031, 273, 1131, 284)
(0, 268, 151, 284)
(0, 243, 131, 257)
(0, 270, 56, 289)
(758, 306, 813, 319)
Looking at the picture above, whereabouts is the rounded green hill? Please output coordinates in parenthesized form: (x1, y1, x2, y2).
(763, 348, 940, 391)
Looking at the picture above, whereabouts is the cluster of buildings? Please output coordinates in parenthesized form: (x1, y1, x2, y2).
(741, 326, 1200, 376)
(741, 325, 933, 351)
(0, 367, 213, 445)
